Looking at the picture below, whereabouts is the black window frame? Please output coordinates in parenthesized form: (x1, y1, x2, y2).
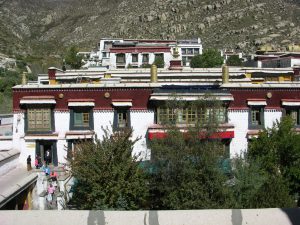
(132, 54, 138, 63)
(113, 108, 131, 131)
(24, 104, 55, 135)
(248, 106, 264, 129)
(142, 54, 149, 64)
(69, 107, 94, 130)
(284, 107, 300, 126)
(116, 53, 126, 64)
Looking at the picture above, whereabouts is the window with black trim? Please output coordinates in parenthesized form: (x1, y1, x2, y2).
(114, 109, 130, 130)
(132, 54, 138, 63)
(285, 108, 300, 125)
(157, 106, 227, 125)
(116, 53, 126, 64)
(249, 106, 264, 129)
(25, 106, 54, 133)
(70, 107, 94, 130)
(142, 54, 149, 64)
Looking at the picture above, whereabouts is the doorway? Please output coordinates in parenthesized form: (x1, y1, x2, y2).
(35, 141, 58, 166)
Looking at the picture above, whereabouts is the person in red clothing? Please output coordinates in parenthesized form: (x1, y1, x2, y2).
(50, 171, 58, 182)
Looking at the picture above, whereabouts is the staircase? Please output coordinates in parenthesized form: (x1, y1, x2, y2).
(34, 165, 74, 210)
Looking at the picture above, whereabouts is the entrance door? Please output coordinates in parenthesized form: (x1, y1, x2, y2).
(36, 141, 58, 166)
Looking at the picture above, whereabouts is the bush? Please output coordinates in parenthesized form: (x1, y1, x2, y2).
(190, 49, 223, 68)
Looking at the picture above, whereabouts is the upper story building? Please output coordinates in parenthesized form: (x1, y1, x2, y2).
(85, 38, 203, 69)
(250, 44, 300, 69)
(12, 65, 300, 167)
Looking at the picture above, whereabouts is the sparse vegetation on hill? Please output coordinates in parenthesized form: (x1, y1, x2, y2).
(0, 0, 299, 62)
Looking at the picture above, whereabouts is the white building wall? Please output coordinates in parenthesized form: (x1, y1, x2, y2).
(163, 52, 173, 68)
(12, 113, 28, 164)
(291, 58, 300, 67)
(264, 109, 282, 129)
(228, 109, 249, 157)
(93, 110, 114, 140)
(55, 111, 70, 138)
(130, 110, 155, 160)
(109, 54, 117, 69)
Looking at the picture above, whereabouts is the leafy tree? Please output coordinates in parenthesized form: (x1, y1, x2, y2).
(248, 116, 300, 198)
(153, 55, 164, 68)
(64, 46, 83, 69)
(226, 55, 243, 66)
(140, 64, 151, 68)
(148, 98, 234, 209)
(190, 49, 223, 68)
(69, 128, 149, 210)
(232, 158, 294, 208)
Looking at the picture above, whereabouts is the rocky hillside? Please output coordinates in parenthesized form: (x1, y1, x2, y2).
(0, 0, 299, 58)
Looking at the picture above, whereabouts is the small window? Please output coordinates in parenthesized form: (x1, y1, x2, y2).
(70, 108, 93, 130)
(142, 54, 149, 63)
(194, 48, 200, 55)
(187, 48, 193, 54)
(116, 53, 126, 64)
(74, 112, 89, 127)
(114, 109, 130, 130)
(182, 57, 187, 66)
(181, 48, 187, 55)
(132, 54, 138, 63)
(27, 108, 52, 133)
(285, 108, 299, 125)
(154, 53, 164, 61)
(102, 52, 107, 58)
(249, 107, 264, 129)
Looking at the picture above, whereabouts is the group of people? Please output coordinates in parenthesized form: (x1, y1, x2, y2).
(26, 150, 52, 171)
(26, 150, 59, 206)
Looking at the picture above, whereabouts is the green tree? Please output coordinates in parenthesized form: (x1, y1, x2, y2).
(153, 55, 164, 68)
(226, 55, 243, 66)
(69, 128, 149, 209)
(232, 158, 294, 208)
(64, 46, 83, 69)
(148, 98, 234, 209)
(247, 116, 300, 203)
(190, 49, 223, 68)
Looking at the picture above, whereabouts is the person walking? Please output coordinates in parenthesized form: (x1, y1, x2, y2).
(45, 149, 51, 165)
(47, 184, 55, 204)
(27, 155, 32, 171)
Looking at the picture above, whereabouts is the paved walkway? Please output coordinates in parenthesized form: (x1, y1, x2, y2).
(0, 166, 37, 207)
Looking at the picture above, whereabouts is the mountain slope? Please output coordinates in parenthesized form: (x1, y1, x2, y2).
(0, 0, 299, 57)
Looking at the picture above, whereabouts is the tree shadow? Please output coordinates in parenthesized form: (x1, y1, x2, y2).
(281, 208, 300, 225)
(87, 210, 106, 225)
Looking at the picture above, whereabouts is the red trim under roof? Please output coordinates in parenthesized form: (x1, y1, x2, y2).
(68, 99, 95, 102)
(110, 46, 171, 53)
(281, 99, 300, 102)
(148, 131, 234, 140)
(111, 99, 132, 102)
(21, 96, 55, 99)
(247, 98, 266, 101)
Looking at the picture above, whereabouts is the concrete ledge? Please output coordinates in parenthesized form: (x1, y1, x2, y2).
(0, 208, 299, 225)
(0, 149, 20, 163)
(0, 173, 37, 208)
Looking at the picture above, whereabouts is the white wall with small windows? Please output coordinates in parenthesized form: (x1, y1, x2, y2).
(109, 52, 173, 69)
